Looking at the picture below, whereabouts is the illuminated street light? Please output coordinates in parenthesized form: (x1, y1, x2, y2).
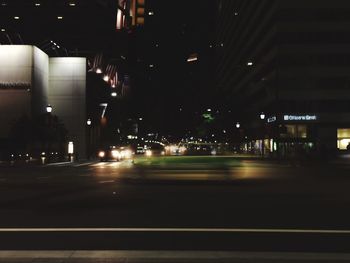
(260, 112, 266, 120)
(87, 119, 92, 126)
(148, 11, 154, 16)
(1, 28, 5, 32)
(236, 122, 240, 129)
(247, 61, 253, 66)
(57, 16, 63, 20)
(96, 68, 102, 74)
(46, 104, 52, 113)
(103, 75, 109, 82)
(69, 2, 76, 6)
(35, 3, 40, 6)
(14, 16, 20, 20)
(111, 92, 117, 97)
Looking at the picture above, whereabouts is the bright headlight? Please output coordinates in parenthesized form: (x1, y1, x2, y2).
(124, 149, 132, 158)
(111, 150, 120, 159)
(98, 151, 105, 158)
(145, 150, 152, 156)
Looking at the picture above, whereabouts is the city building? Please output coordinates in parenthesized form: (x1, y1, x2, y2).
(215, 0, 350, 156)
(0, 45, 86, 159)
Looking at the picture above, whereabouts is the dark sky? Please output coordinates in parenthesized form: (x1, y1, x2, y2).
(0, 0, 215, 135)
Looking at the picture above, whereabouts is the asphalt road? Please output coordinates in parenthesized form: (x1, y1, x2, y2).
(1, 157, 350, 253)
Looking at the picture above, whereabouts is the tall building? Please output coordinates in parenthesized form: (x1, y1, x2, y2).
(0, 45, 86, 158)
(216, 0, 350, 156)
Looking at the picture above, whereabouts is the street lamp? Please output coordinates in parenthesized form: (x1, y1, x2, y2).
(236, 122, 240, 129)
(260, 112, 265, 120)
(46, 104, 52, 113)
(87, 119, 92, 126)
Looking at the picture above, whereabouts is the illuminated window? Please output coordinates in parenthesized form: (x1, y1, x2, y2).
(283, 125, 307, 138)
(337, 129, 350, 150)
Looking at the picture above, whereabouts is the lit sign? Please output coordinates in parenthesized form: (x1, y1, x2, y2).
(0, 82, 31, 90)
(267, 116, 277, 123)
(283, 115, 317, 121)
(68, 141, 74, 154)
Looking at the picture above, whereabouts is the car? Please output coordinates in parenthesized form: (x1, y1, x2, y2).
(98, 146, 133, 162)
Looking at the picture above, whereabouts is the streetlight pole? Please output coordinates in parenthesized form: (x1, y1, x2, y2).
(260, 112, 265, 158)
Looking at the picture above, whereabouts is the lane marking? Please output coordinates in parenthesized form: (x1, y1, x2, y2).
(74, 162, 97, 167)
(1, 250, 350, 260)
(1, 227, 350, 234)
(98, 180, 115, 184)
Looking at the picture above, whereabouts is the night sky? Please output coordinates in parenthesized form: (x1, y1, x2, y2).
(0, 0, 215, 135)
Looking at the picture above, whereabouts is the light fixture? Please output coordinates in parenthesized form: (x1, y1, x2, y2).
(207, 108, 212, 112)
(46, 104, 52, 113)
(148, 11, 154, 16)
(57, 16, 63, 20)
(103, 75, 109, 82)
(14, 16, 20, 20)
(236, 122, 240, 129)
(96, 68, 102, 74)
(111, 92, 117, 97)
(139, 117, 143, 121)
(247, 61, 253, 66)
(69, 2, 76, 6)
(87, 119, 92, 126)
(35, 3, 40, 6)
(260, 112, 265, 120)
(1, 28, 5, 32)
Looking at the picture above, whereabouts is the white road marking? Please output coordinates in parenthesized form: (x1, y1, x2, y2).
(74, 162, 97, 167)
(0, 227, 350, 234)
(98, 180, 115, 184)
(1, 250, 350, 260)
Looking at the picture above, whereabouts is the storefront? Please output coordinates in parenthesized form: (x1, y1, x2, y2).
(246, 113, 350, 158)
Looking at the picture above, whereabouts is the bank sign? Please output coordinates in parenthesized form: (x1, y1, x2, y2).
(283, 115, 317, 121)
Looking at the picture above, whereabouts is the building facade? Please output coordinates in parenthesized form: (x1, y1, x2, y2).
(216, 0, 350, 156)
(0, 45, 87, 159)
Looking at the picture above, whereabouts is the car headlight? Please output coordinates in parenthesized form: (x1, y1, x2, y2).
(123, 149, 132, 158)
(145, 149, 152, 156)
(111, 150, 120, 159)
(98, 151, 105, 158)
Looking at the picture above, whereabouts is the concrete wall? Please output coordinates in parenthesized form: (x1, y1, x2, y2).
(32, 47, 49, 115)
(49, 57, 87, 159)
(0, 46, 35, 138)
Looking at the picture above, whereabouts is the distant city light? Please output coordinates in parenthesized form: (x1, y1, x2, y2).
(69, 2, 76, 6)
(96, 68, 102, 74)
(220, 43, 224, 47)
(247, 61, 253, 66)
(35, 3, 40, 6)
(148, 11, 154, 16)
(46, 104, 52, 113)
(111, 92, 117, 97)
(139, 117, 143, 121)
(260, 112, 266, 120)
(57, 16, 63, 20)
(236, 122, 240, 128)
(207, 108, 212, 112)
(149, 64, 154, 68)
(87, 119, 92, 126)
(1, 2, 6, 6)
(187, 53, 198, 62)
(103, 75, 109, 82)
(234, 12, 239, 16)
(14, 16, 20, 20)
(1, 28, 5, 32)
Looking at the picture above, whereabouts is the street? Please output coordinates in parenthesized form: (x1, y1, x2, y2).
(1, 156, 350, 255)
